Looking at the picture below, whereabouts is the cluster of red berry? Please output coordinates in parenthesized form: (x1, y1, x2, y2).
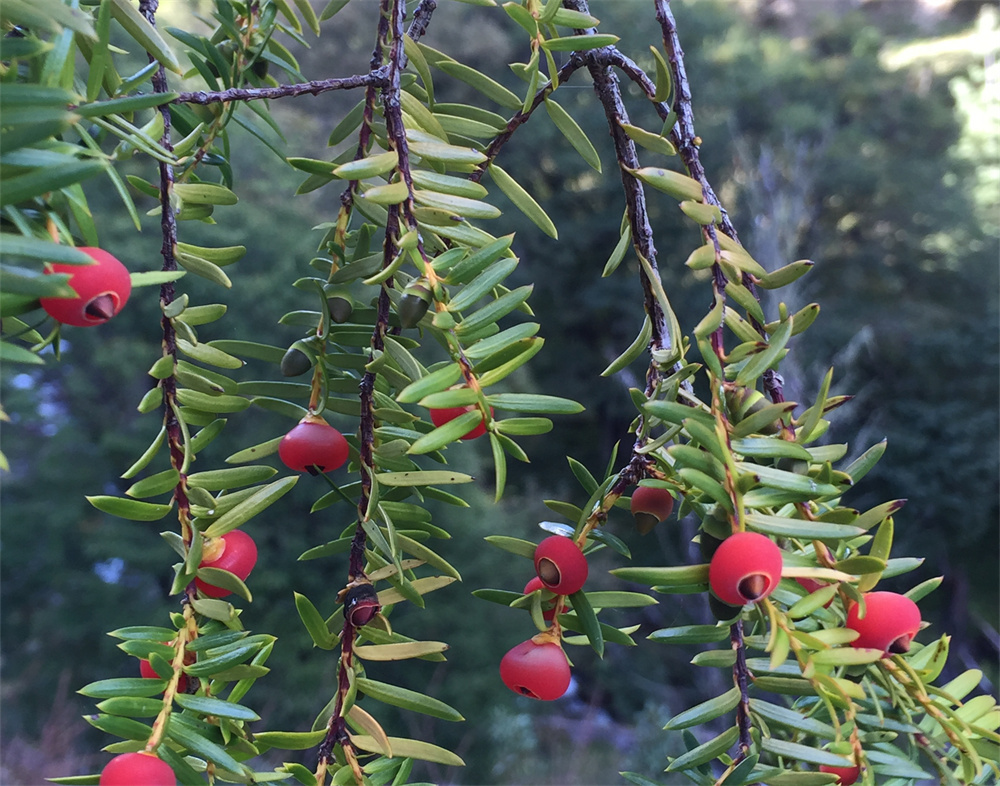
(499, 535, 589, 701)
(700, 529, 919, 786)
(702, 529, 921, 658)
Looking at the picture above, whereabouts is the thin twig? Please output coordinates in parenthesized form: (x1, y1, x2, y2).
(652, 0, 785, 403)
(406, 0, 438, 41)
(137, 1, 192, 546)
(470, 54, 588, 184)
(317, 1, 410, 779)
(173, 70, 389, 105)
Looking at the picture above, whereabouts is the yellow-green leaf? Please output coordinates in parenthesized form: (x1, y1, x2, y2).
(353, 641, 449, 661)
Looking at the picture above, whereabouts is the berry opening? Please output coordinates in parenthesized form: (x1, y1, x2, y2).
(536, 557, 560, 586)
(737, 573, 769, 602)
(888, 634, 912, 654)
(633, 511, 659, 535)
(84, 293, 119, 322)
(708, 531, 783, 606)
(41, 248, 132, 327)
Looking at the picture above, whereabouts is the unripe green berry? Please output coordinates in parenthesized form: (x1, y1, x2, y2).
(725, 388, 780, 434)
(280, 343, 313, 377)
(398, 279, 432, 328)
(324, 285, 354, 323)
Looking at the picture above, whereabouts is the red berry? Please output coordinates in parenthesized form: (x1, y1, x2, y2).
(344, 583, 381, 628)
(139, 649, 189, 693)
(708, 531, 783, 606)
(499, 639, 571, 700)
(819, 763, 861, 785)
(796, 577, 835, 608)
(139, 657, 158, 680)
(533, 535, 588, 595)
(796, 577, 825, 595)
(523, 576, 557, 621)
(429, 405, 491, 440)
(99, 752, 176, 786)
(195, 529, 258, 598)
(630, 485, 675, 534)
(40, 248, 131, 327)
(846, 591, 921, 656)
(278, 415, 349, 473)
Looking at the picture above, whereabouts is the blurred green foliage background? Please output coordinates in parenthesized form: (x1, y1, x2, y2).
(1, 0, 997, 782)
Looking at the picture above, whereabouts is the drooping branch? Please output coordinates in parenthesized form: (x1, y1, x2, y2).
(137, 0, 193, 549)
(135, 0, 201, 762)
(584, 59, 672, 368)
(653, 0, 785, 403)
(317, 1, 412, 781)
(549, 0, 757, 760)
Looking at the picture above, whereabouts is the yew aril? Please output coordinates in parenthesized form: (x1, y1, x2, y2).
(819, 763, 862, 785)
(429, 404, 491, 440)
(796, 577, 835, 608)
(630, 485, 675, 534)
(195, 529, 258, 598)
(139, 650, 189, 694)
(99, 752, 176, 786)
(708, 531, 783, 606)
(533, 535, 588, 595)
(523, 576, 557, 621)
(846, 591, 921, 656)
(499, 639, 571, 700)
(278, 414, 349, 473)
(40, 248, 132, 327)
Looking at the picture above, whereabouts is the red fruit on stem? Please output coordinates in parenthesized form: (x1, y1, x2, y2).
(523, 576, 557, 621)
(40, 248, 132, 327)
(708, 531, 783, 606)
(499, 639, 571, 700)
(278, 415, 349, 473)
(139, 657, 158, 680)
(139, 650, 189, 693)
(796, 577, 825, 595)
(819, 763, 861, 785)
(99, 752, 176, 786)
(796, 577, 835, 608)
(533, 535, 588, 595)
(344, 583, 381, 628)
(630, 485, 675, 534)
(846, 591, 921, 655)
(429, 404, 491, 440)
(195, 529, 258, 598)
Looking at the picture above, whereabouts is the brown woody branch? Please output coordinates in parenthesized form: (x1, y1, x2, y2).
(652, 0, 785, 404)
(318, 0, 412, 778)
(137, 0, 192, 549)
(173, 70, 389, 105)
